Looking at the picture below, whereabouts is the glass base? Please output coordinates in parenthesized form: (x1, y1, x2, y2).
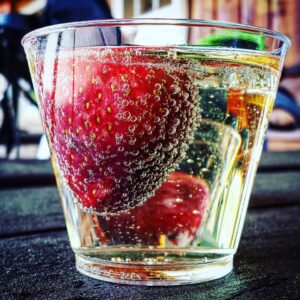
(75, 253, 233, 286)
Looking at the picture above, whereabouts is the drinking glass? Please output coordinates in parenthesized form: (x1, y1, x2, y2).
(22, 19, 290, 285)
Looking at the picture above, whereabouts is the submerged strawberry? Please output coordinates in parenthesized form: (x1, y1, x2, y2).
(100, 172, 209, 246)
(41, 47, 200, 214)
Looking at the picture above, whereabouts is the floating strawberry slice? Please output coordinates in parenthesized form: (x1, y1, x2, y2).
(100, 172, 209, 246)
(41, 47, 200, 214)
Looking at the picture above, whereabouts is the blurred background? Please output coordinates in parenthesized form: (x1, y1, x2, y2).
(0, 0, 300, 160)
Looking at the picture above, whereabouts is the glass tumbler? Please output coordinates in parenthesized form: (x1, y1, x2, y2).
(22, 19, 290, 285)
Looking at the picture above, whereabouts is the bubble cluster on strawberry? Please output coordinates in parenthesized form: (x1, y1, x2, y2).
(100, 172, 210, 246)
(41, 47, 200, 214)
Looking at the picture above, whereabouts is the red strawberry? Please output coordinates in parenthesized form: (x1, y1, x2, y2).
(40, 47, 200, 214)
(100, 172, 209, 246)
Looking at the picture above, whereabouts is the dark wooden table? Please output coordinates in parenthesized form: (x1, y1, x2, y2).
(0, 152, 300, 299)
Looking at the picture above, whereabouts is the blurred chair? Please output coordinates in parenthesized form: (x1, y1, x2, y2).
(0, 0, 113, 159)
(0, 13, 39, 158)
(41, 0, 112, 25)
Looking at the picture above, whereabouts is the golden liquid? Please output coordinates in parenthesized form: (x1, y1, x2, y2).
(30, 47, 280, 282)
(64, 51, 278, 250)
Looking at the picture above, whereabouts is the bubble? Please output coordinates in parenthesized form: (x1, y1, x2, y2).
(154, 83, 162, 90)
(183, 92, 190, 101)
(111, 257, 123, 263)
(173, 118, 180, 127)
(144, 124, 152, 131)
(130, 116, 137, 122)
(128, 138, 136, 145)
(168, 49, 177, 59)
(123, 83, 130, 89)
(163, 143, 174, 151)
(124, 112, 133, 121)
(175, 198, 183, 203)
(153, 116, 160, 123)
(171, 84, 181, 95)
(128, 124, 137, 132)
(161, 108, 169, 117)
(169, 99, 176, 106)
(168, 127, 176, 135)
(131, 150, 139, 156)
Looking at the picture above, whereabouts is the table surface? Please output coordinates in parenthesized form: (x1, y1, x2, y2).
(0, 152, 300, 299)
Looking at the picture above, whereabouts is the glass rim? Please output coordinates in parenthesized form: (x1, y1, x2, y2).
(22, 18, 291, 49)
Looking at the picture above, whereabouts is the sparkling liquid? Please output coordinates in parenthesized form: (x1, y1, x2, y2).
(30, 47, 280, 284)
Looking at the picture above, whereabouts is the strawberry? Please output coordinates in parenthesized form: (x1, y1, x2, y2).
(100, 172, 209, 246)
(40, 47, 200, 214)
